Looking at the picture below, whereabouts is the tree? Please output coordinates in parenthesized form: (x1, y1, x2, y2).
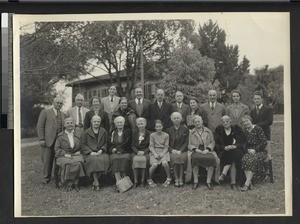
(160, 45, 216, 103)
(195, 20, 250, 94)
(80, 20, 195, 98)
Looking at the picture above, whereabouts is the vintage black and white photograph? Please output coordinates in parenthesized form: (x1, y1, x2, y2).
(13, 13, 291, 216)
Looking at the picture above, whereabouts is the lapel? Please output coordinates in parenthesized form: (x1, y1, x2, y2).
(49, 108, 58, 125)
(236, 104, 245, 121)
(87, 127, 101, 143)
(61, 132, 71, 148)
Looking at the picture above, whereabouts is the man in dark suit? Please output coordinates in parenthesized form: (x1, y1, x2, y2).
(128, 86, 151, 121)
(250, 91, 273, 178)
(37, 96, 66, 184)
(171, 91, 190, 125)
(202, 89, 226, 133)
(149, 89, 173, 131)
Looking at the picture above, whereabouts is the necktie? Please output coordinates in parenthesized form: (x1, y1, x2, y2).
(256, 106, 260, 114)
(56, 109, 60, 118)
(111, 97, 113, 102)
(78, 107, 82, 126)
(138, 98, 141, 105)
(56, 110, 62, 133)
(211, 103, 214, 111)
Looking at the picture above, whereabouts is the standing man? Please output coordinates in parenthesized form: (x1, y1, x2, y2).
(101, 85, 120, 124)
(149, 89, 173, 131)
(202, 89, 226, 133)
(66, 93, 89, 136)
(250, 91, 273, 179)
(128, 86, 151, 121)
(37, 96, 66, 185)
(171, 91, 190, 125)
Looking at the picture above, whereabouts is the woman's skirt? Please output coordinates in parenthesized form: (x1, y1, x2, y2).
(149, 147, 170, 165)
(191, 152, 217, 168)
(220, 148, 242, 166)
(84, 153, 110, 177)
(56, 155, 85, 183)
(110, 153, 131, 174)
(242, 151, 267, 175)
(131, 153, 150, 169)
(170, 151, 188, 167)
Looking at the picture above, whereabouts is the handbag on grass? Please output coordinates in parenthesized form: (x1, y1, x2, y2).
(116, 176, 133, 193)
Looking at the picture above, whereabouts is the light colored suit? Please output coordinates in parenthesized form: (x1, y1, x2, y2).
(225, 103, 250, 128)
(66, 106, 89, 136)
(202, 102, 226, 132)
(36, 107, 66, 182)
(101, 96, 120, 122)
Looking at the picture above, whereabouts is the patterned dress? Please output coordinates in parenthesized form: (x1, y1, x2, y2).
(242, 125, 267, 178)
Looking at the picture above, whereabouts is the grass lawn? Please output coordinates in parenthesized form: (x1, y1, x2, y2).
(20, 122, 285, 216)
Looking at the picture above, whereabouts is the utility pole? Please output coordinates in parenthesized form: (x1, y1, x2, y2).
(140, 36, 144, 92)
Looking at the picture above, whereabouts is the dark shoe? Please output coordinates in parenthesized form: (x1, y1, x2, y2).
(41, 180, 50, 185)
(133, 183, 138, 189)
(192, 183, 199, 190)
(219, 174, 226, 183)
(179, 180, 184, 188)
(95, 185, 100, 192)
(175, 180, 179, 188)
(206, 183, 214, 190)
(231, 184, 237, 190)
(74, 185, 80, 192)
(66, 185, 73, 192)
(141, 181, 147, 188)
(92, 185, 96, 191)
(241, 184, 252, 191)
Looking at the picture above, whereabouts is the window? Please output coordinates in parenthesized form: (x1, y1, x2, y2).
(101, 88, 109, 98)
(88, 91, 92, 100)
(93, 90, 97, 97)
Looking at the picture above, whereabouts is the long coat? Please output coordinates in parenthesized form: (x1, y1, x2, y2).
(108, 128, 132, 154)
(202, 102, 226, 132)
(166, 125, 189, 153)
(188, 127, 215, 151)
(149, 100, 173, 131)
(81, 127, 108, 155)
(225, 103, 250, 128)
(250, 105, 273, 140)
(171, 103, 190, 125)
(37, 108, 66, 148)
(54, 131, 82, 157)
(83, 110, 110, 133)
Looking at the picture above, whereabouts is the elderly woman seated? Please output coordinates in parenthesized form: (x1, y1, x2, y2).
(214, 115, 246, 190)
(55, 117, 85, 191)
(131, 117, 151, 188)
(81, 115, 110, 192)
(240, 115, 268, 191)
(166, 112, 189, 187)
(188, 115, 218, 190)
(109, 116, 132, 185)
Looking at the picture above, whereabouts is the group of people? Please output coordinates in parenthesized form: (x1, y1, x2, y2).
(36, 85, 273, 192)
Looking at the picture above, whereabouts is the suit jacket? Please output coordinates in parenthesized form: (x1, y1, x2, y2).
(83, 110, 110, 133)
(131, 129, 151, 154)
(54, 131, 81, 157)
(128, 98, 151, 120)
(37, 108, 66, 148)
(166, 125, 189, 153)
(108, 128, 132, 154)
(66, 106, 89, 126)
(101, 96, 120, 121)
(202, 102, 226, 132)
(225, 103, 250, 128)
(171, 103, 190, 125)
(149, 100, 173, 131)
(81, 127, 108, 155)
(250, 104, 273, 140)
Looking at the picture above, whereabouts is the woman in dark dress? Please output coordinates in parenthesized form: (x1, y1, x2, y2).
(214, 115, 246, 190)
(131, 117, 151, 188)
(84, 96, 110, 133)
(186, 97, 208, 129)
(81, 115, 110, 191)
(109, 116, 132, 183)
(166, 112, 189, 187)
(188, 115, 218, 190)
(240, 115, 268, 191)
(112, 97, 137, 132)
(55, 117, 85, 191)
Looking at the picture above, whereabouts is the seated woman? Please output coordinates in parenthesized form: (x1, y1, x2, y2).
(186, 97, 208, 129)
(81, 115, 110, 192)
(166, 112, 189, 187)
(84, 96, 110, 133)
(112, 97, 137, 132)
(131, 117, 151, 188)
(214, 115, 246, 190)
(109, 116, 132, 185)
(240, 115, 268, 191)
(148, 120, 171, 187)
(188, 115, 217, 190)
(55, 117, 85, 191)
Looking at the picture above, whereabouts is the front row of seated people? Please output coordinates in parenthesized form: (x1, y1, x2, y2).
(54, 112, 268, 192)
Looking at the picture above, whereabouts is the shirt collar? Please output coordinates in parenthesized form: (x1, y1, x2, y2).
(65, 130, 74, 135)
(52, 107, 58, 115)
(257, 104, 263, 110)
(135, 98, 143, 104)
